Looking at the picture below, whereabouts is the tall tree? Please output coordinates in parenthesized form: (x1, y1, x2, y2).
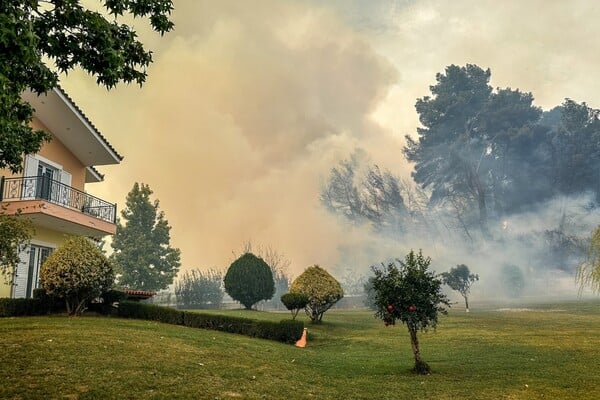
(404, 64, 542, 236)
(0, 0, 174, 173)
(549, 100, 600, 201)
(321, 150, 407, 232)
(111, 183, 180, 291)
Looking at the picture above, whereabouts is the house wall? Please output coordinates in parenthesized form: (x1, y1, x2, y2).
(0, 118, 86, 191)
(0, 226, 71, 298)
(31, 117, 86, 191)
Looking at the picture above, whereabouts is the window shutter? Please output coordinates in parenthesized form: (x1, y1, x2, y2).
(12, 247, 31, 298)
(58, 170, 72, 207)
(22, 155, 39, 199)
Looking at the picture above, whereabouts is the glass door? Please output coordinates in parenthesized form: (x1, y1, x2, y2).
(36, 162, 56, 201)
(24, 245, 53, 298)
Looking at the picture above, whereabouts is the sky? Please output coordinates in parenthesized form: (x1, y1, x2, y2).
(59, 0, 600, 281)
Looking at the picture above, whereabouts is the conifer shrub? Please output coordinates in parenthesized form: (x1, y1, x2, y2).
(224, 253, 275, 309)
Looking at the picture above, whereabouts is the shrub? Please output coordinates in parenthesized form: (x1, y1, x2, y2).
(183, 312, 304, 344)
(0, 298, 48, 317)
(224, 253, 275, 309)
(32, 288, 65, 313)
(40, 236, 115, 316)
(280, 292, 309, 320)
(290, 265, 344, 323)
(116, 301, 304, 343)
(175, 268, 224, 309)
(118, 301, 184, 325)
(88, 290, 127, 315)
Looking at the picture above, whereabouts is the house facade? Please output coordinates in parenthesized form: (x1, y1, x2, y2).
(0, 87, 122, 298)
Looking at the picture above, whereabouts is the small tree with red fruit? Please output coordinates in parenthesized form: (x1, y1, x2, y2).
(371, 249, 449, 374)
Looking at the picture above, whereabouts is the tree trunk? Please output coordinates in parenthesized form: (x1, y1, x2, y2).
(464, 295, 470, 312)
(408, 326, 431, 374)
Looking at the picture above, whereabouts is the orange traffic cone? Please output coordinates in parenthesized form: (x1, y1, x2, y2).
(295, 328, 307, 348)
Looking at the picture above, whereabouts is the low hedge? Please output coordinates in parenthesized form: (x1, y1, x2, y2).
(0, 298, 49, 317)
(118, 301, 184, 325)
(118, 301, 304, 344)
(183, 312, 304, 343)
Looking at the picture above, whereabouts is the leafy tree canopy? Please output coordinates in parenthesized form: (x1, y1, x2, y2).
(441, 264, 478, 312)
(0, 0, 174, 172)
(224, 252, 275, 310)
(289, 265, 344, 323)
(110, 182, 181, 291)
(40, 236, 114, 315)
(0, 209, 33, 282)
(371, 250, 449, 374)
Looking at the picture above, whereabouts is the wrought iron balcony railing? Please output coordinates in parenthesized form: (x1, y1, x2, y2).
(0, 176, 116, 224)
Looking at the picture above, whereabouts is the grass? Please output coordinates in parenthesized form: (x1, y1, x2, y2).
(1, 301, 599, 399)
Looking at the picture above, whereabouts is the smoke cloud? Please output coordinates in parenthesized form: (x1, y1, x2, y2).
(58, 1, 600, 300)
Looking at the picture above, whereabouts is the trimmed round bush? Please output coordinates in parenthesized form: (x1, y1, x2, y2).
(40, 236, 114, 315)
(280, 292, 309, 320)
(289, 265, 344, 323)
(224, 252, 275, 309)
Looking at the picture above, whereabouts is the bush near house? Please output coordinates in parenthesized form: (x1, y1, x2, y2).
(0, 298, 48, 317)
(40, 236, 115, 316)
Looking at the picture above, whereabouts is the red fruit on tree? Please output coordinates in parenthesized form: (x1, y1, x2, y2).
(408, 305, 416, 312)
(387, 305, 394, 311)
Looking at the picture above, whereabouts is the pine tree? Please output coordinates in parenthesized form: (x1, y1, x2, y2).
(111, 183, 180, 290)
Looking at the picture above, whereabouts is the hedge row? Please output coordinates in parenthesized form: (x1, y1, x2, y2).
(118, 301, 304, 344)
(0, 298, 49, 317)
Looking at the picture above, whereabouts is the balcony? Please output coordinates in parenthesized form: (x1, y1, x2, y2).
(0, 176, 117, 236)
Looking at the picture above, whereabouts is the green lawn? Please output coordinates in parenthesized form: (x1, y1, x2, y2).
(1, 301, 599, 399)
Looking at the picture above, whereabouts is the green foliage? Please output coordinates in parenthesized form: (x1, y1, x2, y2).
(87, 289, 127, 315)
(441, 264, 479, 311)
(404, 64, 543, 236)
(289, 265, 344, 323)
(175, 269, 224, 309)
(500, 264, 525, 297)
(0, 210, 33, 283)
(0, 298, 48, 317)
(110, 183, 181, 291)
(577, 226, 600, 293)
(32, 288, 64, 313)
(39, 236, 114, 316)
(0, 0, 174, 173)
(224, 253, 275, 310)
(280, 292, 309, 320)
(117, 301, 304, 344)
(118, 301, 184, 325)
(183, 313, 304, 344)
(371, 249, 449, 374)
